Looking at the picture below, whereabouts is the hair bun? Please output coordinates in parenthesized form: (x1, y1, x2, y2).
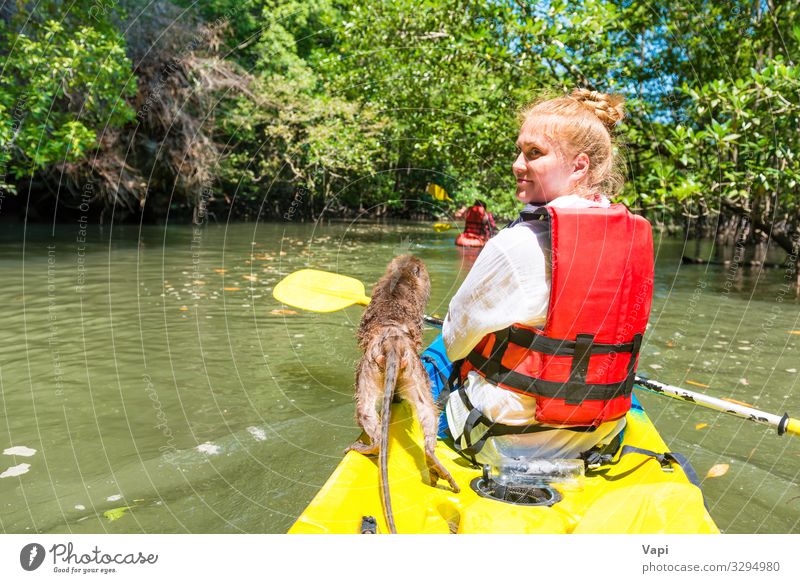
(571, 88, 625, 131)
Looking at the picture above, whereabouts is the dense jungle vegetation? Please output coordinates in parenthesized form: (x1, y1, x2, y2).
(1, 1, 798, 276)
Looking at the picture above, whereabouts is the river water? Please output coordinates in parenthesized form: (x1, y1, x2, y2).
(1, 219, 798, 533)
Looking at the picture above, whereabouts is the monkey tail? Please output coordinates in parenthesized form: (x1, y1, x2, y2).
(380, 346, 399, 534)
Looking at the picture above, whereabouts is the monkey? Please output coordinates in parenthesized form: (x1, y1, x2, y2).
(346, 254, 459, 534)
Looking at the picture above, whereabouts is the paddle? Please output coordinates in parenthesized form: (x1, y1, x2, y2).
(273, 269, 370, 313)
(273, 268, 799, 438)
(273, 268, 444, 326)
(634, 376, 800, 437)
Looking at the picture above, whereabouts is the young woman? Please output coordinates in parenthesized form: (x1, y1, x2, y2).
(441, 88, 653, 464)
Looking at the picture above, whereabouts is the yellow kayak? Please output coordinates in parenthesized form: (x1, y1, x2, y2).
(289, 392, 719, 534)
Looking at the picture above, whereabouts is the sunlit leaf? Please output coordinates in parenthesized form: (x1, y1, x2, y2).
(686, 380, 709, 388)
(705, 464, 729, 479)
(103, 506, 131, 522)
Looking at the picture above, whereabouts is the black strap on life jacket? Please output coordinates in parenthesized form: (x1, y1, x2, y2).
(450, 387, 596, 466)
(506, 204, 543, 228)
(466, 330, 643, 403)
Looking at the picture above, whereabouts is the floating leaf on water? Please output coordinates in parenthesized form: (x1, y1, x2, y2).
(179, 306, 188, 312)
(270, 309, 298, 316)
(214, 269, 227, 274)
(686, 380, 710, 388)
(247, 426, 267, 441)
(103, 506, 131, 522)
(695, 423, 708, 430)
(242, 275, 258, 282)
(786, 369, 798, 374)
(738, 378, 749, 385)
(705, 463, 729, 478)
(788, 331, 800, 335)
(0, 463, 31, 478)
(223, 287, 241, 291)
(722, 397, 753, 407)
(649, 364, 662, 370)
(196, 442, 220, 455)
(3, 446, 37, 457)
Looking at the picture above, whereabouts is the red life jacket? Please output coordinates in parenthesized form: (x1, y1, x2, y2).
(459, 203, 654, 427)
(463, 205, 489, 238)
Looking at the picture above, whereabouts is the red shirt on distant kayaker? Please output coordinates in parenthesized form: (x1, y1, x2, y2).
(442, 88, 654, 464)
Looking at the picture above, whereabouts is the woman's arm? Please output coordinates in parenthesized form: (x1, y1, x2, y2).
(443, 222, 551, 361)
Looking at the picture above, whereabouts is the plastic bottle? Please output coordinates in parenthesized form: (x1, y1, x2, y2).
(489, 457, 585, 489)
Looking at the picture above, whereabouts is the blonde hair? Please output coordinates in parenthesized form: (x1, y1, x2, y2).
(520, 88, 626, 196)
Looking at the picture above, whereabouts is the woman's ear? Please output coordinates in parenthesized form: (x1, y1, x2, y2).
(571, 152, 590, 184)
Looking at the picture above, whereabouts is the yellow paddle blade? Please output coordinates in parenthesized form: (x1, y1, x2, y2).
(272, 269, 371, 313)
(433, 223, 454, 232)
(426, 183, 452, 202)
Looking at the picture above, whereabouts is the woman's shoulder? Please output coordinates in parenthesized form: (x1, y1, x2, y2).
(479, 222, 548, 268)
(499, 218, 550, 239)
(487, 223, 539, 249)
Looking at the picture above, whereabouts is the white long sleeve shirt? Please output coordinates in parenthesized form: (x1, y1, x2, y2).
(442, 194, 623, 460)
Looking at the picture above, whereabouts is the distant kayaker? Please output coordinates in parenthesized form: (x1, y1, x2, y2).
(455, 200, 497, 248)
(442, 88, 654, 464)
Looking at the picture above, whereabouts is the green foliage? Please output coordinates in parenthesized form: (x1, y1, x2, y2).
(2, 0, 798, 255)
(633, 0, 800, 253)
(0, 3, 136, 189)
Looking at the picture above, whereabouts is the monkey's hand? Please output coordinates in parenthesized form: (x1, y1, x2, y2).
(426, 454, 460, 493)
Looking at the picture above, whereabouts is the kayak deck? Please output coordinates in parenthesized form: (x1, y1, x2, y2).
(289, 395, 719, 534)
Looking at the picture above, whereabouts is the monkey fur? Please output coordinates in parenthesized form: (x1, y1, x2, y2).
(346, 255, 459, 533)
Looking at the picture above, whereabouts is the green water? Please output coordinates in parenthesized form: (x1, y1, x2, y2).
(1, 220, 799, 533)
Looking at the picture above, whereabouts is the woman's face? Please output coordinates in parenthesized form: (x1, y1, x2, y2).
(512, 117, 585, 205)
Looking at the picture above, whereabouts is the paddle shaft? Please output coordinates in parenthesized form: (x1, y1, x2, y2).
(423, 315, 443, 328)
(634, 376, 799, 437)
